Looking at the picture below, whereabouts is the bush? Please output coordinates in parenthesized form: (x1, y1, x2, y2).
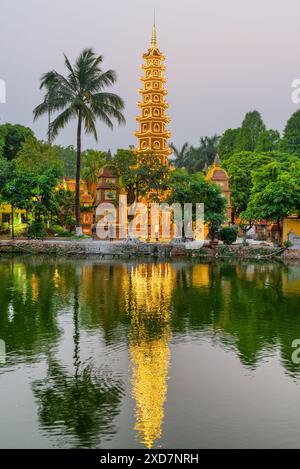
(26, 221, 48, 240)
(219, 226, 238, 245)
(47, 224, 74, 238)
(0, 223, 10, 235)
(0, 223, 27, 238)
(13, 223, 27, 237)
(217, 244, 237, 257)
(55, 230, 73, 238)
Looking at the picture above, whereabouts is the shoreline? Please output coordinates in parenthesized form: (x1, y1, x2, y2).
(0, 239, 299, 261)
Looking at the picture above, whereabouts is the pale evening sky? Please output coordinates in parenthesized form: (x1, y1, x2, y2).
(1, 0, 300, 152)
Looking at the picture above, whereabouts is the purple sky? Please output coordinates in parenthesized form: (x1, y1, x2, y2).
(1, 0, 300, 152)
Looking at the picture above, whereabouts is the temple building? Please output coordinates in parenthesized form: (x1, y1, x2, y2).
(206, 154, 231, 223)
(134, 23, 172, 165)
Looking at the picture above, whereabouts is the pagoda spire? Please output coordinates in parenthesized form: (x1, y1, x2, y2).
(151, 10, 157, 48)
(151, 24, 157, 48)
(134, 21, 172, 166)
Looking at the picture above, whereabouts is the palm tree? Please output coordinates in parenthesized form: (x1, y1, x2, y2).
(170, 142, 190, 168)
(81, 149, 107, 198)
(189, 135, 220, 172)
(199, 134, 220, 167)
(33, 48, 125, 235)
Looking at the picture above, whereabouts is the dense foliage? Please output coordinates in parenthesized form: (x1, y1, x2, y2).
(0, 123, 34, 160)
(167, 169, 227, 239)
(219, 226, 238, 245)
(241, 159, 300, 236)
(1, 99, 300, 243)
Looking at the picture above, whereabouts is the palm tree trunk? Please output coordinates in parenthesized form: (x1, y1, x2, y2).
(48, 107, 51, 145)
(75, 112, 82, 235)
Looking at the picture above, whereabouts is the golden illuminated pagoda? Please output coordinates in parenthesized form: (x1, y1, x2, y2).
(134, 22, 172, 165)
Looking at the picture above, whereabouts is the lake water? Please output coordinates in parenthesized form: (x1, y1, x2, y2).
(0, 256, 300, 449)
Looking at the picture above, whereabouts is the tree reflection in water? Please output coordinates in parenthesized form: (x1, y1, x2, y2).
(32, 281, 123, 448)
(1, 257, 300, 448)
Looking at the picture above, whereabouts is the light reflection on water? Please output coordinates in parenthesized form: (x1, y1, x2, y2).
(0, 257, 300, 448)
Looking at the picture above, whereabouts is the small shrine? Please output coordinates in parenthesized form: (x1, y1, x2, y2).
(206, 154, 231, 222)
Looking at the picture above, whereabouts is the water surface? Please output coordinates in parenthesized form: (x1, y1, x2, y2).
(0, 256, 300, 448)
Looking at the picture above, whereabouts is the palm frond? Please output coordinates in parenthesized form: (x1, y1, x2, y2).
(91, 92, 125, 125)
(82, 106, 98, 141)
(50, 106, 77, 141)
(63, 54, 78, 90)
(34, 48, 125, 143)
(33, 99, 51, 121)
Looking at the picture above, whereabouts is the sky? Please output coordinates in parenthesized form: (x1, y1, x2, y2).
(1, 0, 300, 152)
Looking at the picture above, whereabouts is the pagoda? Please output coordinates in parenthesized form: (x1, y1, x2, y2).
(134, 22, 172, 165)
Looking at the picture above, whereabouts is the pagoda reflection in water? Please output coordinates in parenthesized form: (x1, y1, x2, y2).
(123, 262, 175, 448)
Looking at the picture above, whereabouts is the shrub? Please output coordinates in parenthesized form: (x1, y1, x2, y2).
(219, 226, 238, 245)
(13, 223, 27, 237)
(0, 223, 10, 235)
(217, 244, 237, 257)
(56, 230, 73, 238)
(47, 224, 74, 238)
(26, 221, 47, 240)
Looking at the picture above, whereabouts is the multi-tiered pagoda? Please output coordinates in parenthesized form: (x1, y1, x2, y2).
(134, 24, 172, 165)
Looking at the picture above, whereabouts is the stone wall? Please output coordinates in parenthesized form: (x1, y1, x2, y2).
(1, 239, 300, 260)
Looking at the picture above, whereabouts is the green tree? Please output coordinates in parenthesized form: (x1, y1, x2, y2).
(167, 169, 226, 239)
(15, 137, 63, 176)
(112, 149, 169, 204)
(0, 123, 34, 160)
(112, 149, 137, 204)
(30, 170, 63, 225)
(52, 188, 75, 230)
(280, 109, 300, 155)
(33, 48, 125, 235)
(135, 152, 170, 202)
(242, 160, 300, 240)
(218, 128, 240, 160)
(235, 111, 266, 152)
(0, 127, 6, 158)
(223, 151, 273, 221)
(0, 158, 11, 205)
(0, 165, 33, 238)
(170, 142, 191, 167)
(55, 145, 77, 179)
(81, 149, 107, 187)
(255, 129, 280, 152)
(1, 139, 64, 237)
(178, 135, 219, 173)
(192, 135, 220, 172)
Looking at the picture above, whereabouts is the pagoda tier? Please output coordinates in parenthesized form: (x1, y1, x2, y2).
(134, 24, 172, 166)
